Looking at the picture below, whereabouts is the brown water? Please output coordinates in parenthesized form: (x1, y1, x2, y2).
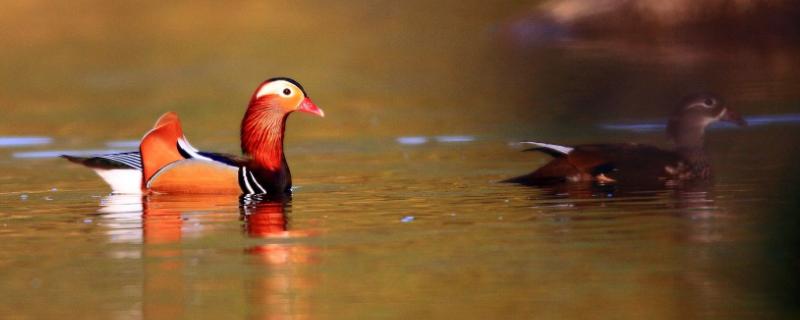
(2, 1, 800, 319)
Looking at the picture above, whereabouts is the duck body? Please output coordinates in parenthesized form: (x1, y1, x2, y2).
(506, 94, 747, 186)
(64, 77, 324, 195)
(504, 142, 695, 185)
(62, 139, 243, 194)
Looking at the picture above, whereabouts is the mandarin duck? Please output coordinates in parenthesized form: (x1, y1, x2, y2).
(504, 94, 747, 186)
(63, 77, 324, 195)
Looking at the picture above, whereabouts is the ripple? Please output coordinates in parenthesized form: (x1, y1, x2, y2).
(397, 135, 475, 145)
(744, 113, 800, 126)
(0, 136, 52, 148)
(600, 113, 800, 132)
(434, 135, 475, 143)
(13, 149, 130, 159)
(396, 136, 428, 145)
(105, 140, 140, 148)
(599, 123, 665, 132)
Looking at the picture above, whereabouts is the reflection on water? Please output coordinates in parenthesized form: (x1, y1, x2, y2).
(396, 135, 476, 145)
(94, 194, 316, 319)
(63, 163, 778, 319)
(601, 113, 800, 132)
(241, 198, 316, 320)
(105, 140, 141, 148)
(13, 149, 131, 159)
(0, 136, 52, 148)
(396, 136, 428, 145)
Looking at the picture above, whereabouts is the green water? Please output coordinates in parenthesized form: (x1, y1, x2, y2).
(2, 1, 800, 319)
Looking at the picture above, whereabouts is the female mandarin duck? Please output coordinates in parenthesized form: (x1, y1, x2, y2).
(63, 77, 324, 195)
(504, 94, 748, 185)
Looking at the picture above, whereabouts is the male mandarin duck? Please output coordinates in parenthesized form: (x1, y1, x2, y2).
(504, 94, 748, 186)
(63, 77, 324, 195)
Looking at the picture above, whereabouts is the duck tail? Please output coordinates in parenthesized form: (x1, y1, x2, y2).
(519, 141, 573, 158)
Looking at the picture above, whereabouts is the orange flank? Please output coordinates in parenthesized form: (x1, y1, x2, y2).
(147, 159, 240, 194)
(139, 112, 186, 186)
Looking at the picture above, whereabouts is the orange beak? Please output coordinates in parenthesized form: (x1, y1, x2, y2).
(297, 97, 325, 117)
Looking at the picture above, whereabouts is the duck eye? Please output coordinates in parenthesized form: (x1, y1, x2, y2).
(282, 88, 291, 96)
(704, 98, 714, 106)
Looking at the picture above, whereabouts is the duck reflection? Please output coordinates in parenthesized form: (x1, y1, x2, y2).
(240, 196, 316, 320)
(529, 176, 713, 204)
(97, 194, 316, 320)
(523, 179, 741, 318)
(143, 194, 240, 319)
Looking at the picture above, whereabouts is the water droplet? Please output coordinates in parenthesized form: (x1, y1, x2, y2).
(400, 216, 415, 223)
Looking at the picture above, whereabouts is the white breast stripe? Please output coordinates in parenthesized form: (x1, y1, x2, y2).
(247, 170, 266, 194)
(240, 167, 254, 194)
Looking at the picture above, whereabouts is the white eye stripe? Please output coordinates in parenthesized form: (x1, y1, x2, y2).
(255, 80, 296, 99)
(687, 102, 713, 110)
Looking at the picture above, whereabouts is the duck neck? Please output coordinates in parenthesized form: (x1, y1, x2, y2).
(671, 122, 705, 148)
(671, 126, 710, 168)
(241, 107, 287, 172)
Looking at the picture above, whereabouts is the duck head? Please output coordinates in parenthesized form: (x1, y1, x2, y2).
(666, 93, 747, 149)
(242, 77, 324, 170)
(248, 77, 324, 117)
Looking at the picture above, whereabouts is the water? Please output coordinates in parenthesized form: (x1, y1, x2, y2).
(2, 1, 800, 319)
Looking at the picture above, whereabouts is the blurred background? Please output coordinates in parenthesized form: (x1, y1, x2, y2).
(2, 0, 798, 143)
(1, 0, 800, 319)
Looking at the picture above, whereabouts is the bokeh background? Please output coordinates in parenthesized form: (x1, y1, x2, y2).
(3, 0, 798, 142)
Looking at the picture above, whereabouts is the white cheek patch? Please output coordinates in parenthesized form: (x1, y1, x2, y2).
(712, 108, 727, 122)
(255, 80, 294, 99)
(701, 108, 726, 126)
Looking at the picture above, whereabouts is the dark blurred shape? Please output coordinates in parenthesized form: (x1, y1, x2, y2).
(757, 166, 800, 313)
(500, 0, 800, 45)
